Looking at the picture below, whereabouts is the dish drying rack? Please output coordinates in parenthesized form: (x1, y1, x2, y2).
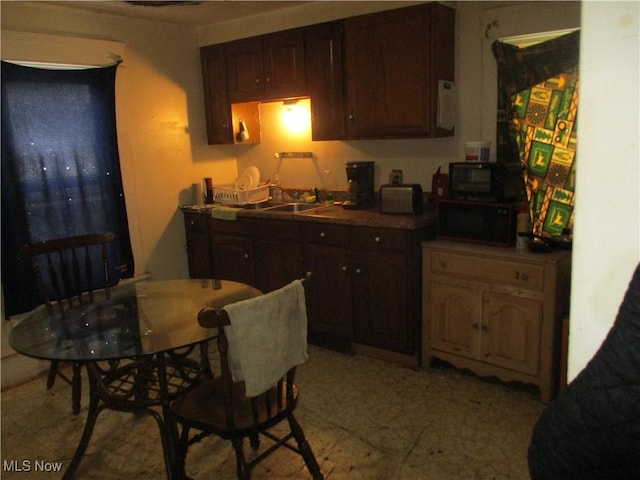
(213, 184, 270, 205)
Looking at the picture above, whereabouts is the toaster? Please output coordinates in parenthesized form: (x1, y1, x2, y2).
(380, 184, 424, 214)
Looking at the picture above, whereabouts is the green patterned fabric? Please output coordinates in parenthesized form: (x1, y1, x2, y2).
(493, 31, 580, 238)
(511, 69, 578, 237)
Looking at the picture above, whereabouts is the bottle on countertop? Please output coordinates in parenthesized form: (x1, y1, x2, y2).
(271, 173, 283, 202)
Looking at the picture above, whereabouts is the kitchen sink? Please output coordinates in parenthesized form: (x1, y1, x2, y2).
(263, 202, 327, 213)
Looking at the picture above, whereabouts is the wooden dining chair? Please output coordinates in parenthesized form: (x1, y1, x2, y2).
(19, 232, 117, 414)
(170, 273, 324, 480)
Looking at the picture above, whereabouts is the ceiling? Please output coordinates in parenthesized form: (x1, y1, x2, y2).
(45, 1, 314, 27)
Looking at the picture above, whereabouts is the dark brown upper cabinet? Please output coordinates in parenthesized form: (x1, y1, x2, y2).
(201, 44, 233, 144)
(226, 29, 306, 103)
(200, 3, 455, 144)
(304, 21, 347, 141)
(344, 3, 455, 139)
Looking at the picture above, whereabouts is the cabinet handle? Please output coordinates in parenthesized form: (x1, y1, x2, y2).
(348, 113, 356, 122)
(472, 322, 488, 332)
(255, 78, 260, 84)
(243, 253, 249, 259)
(320, 231, 326, 238)
(265, 76, 270, 83)
(190, 220, 195, 226)
(355, 267, 362, 274)
(515, 271, 530, 281)
(342, 265, 348, 273)
(374, 236, 381, 243)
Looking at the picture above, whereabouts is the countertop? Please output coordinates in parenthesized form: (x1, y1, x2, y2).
(181, 203, 436, 230)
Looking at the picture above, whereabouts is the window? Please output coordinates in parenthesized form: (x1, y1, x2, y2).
(1, 61, 134, 316)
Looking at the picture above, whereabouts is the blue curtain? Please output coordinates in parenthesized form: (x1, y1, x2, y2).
(1, 61, 134, 317)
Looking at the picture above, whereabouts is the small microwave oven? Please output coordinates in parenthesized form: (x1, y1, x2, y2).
(449, 162, 522, 202)
(437, 200, 516, 247)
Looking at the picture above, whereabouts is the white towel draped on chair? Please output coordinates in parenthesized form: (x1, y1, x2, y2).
(224, 279, 308, 397)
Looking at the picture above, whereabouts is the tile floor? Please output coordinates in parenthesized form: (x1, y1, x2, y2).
(1, 346, 545, 479)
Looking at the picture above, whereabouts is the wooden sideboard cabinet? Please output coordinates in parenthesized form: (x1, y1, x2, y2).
(422, 241, 571, 402)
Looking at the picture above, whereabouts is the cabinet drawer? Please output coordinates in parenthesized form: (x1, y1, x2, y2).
(304, 223, 350, 247)
(351, 227, 406, 252)
(184, 213, 208, 232)
(211, 218, 252, 235)
(431, 251, 544, 290)
(251, 219, 302, 241)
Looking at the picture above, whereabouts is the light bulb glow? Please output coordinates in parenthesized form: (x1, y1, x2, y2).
(281, 102, 310, 135)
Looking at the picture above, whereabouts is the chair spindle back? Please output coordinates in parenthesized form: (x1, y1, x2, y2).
(20, 232, 116, 317)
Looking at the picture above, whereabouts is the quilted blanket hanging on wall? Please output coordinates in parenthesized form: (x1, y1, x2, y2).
(511, 68, 579, 237)
(492, 30, 579, 238)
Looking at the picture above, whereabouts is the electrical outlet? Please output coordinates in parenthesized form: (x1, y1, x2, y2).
(389, 169, 403, 185)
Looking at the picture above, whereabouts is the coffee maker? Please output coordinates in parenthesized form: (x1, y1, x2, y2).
(344, 161, 375, 209)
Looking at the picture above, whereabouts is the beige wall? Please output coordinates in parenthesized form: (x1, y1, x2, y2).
(3, 1, 637, 382)
(570, 1, 639, 378)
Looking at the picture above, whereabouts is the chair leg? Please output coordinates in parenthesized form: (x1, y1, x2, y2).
(175, 425, 190, 479)
(47, 360, 59, 389)
(71, 362, 82, 415)
(231, 438, 250, 480)
(249, 433, 260, 450)
(288, 414, 324, 480)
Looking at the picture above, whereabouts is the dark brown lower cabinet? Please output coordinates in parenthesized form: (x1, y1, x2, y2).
(183, 211, 432, 362)
(352, 248, 410, 353)
(304, 223, 353, 350)
(211, 233, 254, 286)
(183, 212, 213, 279)
(253, 238, 304, 293)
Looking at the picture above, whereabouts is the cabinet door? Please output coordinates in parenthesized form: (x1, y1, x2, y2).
(226, 36, 264, 103)
(344, 3, 454, 139)
(429, 282, 482, 358)
(201, 45, 233, 145)
(184, 213, 213, 279)
(304, 21, 346, 140)
(482, 292, 542, 376)
(352, 250, 411, 353)
(253, 239, 304, 293)
(306, 244, 353, 340)
(211, 234, 254, 285)
(263, 29, 306, 100)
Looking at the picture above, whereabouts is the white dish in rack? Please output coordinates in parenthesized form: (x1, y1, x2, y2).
(234, 166, 260, 190)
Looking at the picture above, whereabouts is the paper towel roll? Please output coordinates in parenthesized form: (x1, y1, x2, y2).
(192, 183, 203, 205)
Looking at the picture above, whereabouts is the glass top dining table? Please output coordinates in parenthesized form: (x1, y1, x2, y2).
(9, 278, 262, 363)
(8, 278, 262, 480)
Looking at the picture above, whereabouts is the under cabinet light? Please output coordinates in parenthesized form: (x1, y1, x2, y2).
(281, 99, 310, 135)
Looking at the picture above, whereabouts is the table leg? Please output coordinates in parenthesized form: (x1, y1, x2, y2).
(156, 351, 184, 480)
(61, 351, 201, 480)
(62, 367, 102, 480)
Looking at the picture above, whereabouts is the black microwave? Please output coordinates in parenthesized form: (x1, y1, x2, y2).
(449, 162, 523, 202)
(437, 200, 516, 247)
